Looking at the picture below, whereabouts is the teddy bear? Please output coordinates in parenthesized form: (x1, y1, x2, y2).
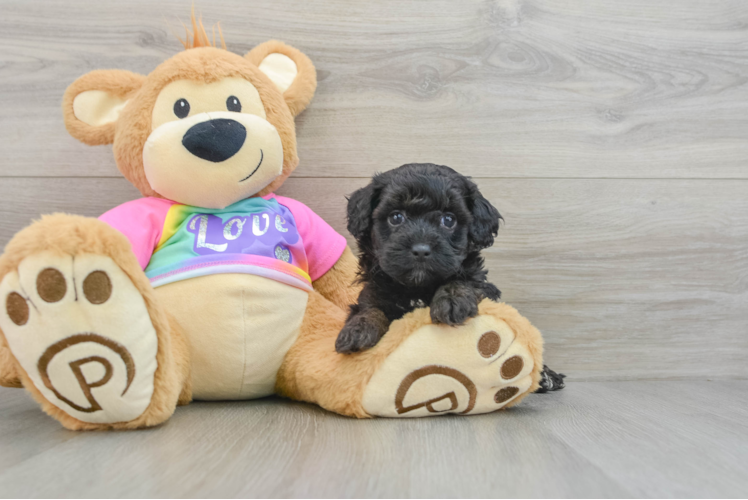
(0, 16, 544, 430)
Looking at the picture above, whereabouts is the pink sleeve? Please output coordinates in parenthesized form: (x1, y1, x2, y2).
(268, 195, 348, 282)
(99, 197, 174, 270)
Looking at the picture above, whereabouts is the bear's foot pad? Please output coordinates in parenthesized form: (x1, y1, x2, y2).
(362, 314, 534, 417)
(0, 251, 158, 424)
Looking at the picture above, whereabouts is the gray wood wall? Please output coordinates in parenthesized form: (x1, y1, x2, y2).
(1, 0, 746, 381)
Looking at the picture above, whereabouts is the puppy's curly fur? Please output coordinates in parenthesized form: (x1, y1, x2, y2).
(336, 163, 503, 354)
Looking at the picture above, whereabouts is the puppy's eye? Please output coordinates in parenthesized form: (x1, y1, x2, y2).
(173, 98, 190, 119)
(441, 213, 457, 229)
(388, 212, 405, 226)
(226, 95, 242, 112)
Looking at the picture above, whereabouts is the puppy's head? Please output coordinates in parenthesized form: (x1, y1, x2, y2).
(347, 163, 501, 287)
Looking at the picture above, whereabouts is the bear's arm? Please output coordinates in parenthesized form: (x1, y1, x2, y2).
(312, 245, 362, 310)
(99, 197, 175, 270)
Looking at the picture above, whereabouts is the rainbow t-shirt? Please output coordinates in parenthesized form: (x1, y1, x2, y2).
(99, 194, 347, 291)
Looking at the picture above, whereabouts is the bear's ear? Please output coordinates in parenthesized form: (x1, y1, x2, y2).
(62, 69, 146, 145)
(245, 40, 317, 117)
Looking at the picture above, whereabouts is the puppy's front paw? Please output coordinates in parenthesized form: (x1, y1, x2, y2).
(335, 310, 389, 354)
(477, 282, 502, 302)
(430, 283, 479, 326)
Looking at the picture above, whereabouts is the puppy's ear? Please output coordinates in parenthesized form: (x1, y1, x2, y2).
(467, 181, 502, 250)
(346, 183, 379, 244)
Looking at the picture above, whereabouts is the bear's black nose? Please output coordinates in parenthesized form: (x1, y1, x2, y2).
(182, 119, 246, 163)
(411, 243, 432, 259)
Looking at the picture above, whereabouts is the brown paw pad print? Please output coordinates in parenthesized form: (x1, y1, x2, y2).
(6, 292, 29, 326)
(501, 356, 524, 380)
(494, 386, 519, 404)
(37, 268, 66, 303)
(477, 331, 501, 358)
(82, 270, 112, 304)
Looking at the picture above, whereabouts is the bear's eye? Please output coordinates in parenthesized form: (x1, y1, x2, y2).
(388, 212, 405, 226)
(441, 213, 457, 229)
(226, 96, 242, 112)
(173, 98, 190, 119)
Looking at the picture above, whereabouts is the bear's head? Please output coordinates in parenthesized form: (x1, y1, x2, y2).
(62, 19, 316, 209)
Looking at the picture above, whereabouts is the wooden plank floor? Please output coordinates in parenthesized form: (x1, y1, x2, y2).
(1, 381, 747, 498)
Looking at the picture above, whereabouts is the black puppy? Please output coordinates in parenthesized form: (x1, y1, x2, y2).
(335, 163, 502, 354)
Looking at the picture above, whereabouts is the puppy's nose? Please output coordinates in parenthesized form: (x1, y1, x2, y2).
(411, 243, 432, 259)
(182, 118, 246, 163)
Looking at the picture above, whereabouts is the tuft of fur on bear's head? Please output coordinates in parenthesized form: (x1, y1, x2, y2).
(176, 9, 227, 50)
(62, 14, 316, 209)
